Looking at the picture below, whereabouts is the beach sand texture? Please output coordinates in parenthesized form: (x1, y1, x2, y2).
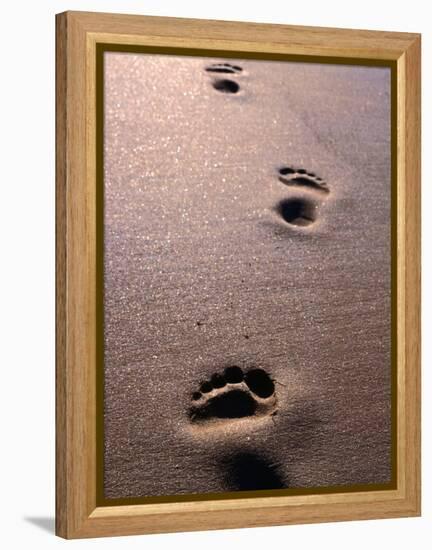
(103, 53, 392, 499)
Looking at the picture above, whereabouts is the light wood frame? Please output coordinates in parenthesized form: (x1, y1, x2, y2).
(56, 10, 421, 539)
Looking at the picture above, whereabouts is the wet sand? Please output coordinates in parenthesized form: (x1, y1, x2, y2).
(103, 53, 392, 499)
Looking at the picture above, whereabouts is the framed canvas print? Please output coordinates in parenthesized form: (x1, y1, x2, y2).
(55, 11, 421, 539)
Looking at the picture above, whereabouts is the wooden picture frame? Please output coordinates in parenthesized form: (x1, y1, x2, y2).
(56, 10, 421, 539)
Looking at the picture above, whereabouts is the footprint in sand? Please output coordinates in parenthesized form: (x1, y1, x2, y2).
(205, 62, 243, 75)
(205, 62, 243, 94)
(274, 166, 331, 227)
(278, 166, 329, 194)
(189, 366, 277, 423)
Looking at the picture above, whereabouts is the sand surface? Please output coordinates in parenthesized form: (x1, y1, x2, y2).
(103, 53, 392, 499)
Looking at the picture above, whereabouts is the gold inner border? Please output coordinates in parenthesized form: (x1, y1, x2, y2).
(95, 43, 398, 507)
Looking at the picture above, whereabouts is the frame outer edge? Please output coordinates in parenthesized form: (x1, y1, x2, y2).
(404, 35, 421, 515)
(55, 11, 68, 539)
(56, 11, 96, 539)
(55, 11, 422, 538)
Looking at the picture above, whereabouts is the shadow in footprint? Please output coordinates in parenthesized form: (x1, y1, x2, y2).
(196, 390, 257, 419)
(221, 452, 286, 491)
(276, 197, 317, 227)
(212, 79, 240, 94)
